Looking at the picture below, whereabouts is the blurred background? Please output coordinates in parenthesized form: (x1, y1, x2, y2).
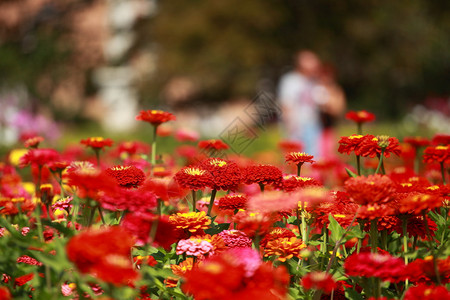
(0, 0, 449, 150)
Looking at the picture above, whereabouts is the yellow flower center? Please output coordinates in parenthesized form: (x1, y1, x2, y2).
(349, 135, 363, 139)
(184, 168, 206, 176)
(90, 137, 104, 142)
(209, 159, 227, 167)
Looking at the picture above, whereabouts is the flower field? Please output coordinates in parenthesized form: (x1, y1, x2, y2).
(0, 109, 449, 300)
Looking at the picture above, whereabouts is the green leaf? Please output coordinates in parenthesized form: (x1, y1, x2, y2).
(345, 168, 358, 178)
(328, 214, 345, 243)
(345, 288, 364, 300)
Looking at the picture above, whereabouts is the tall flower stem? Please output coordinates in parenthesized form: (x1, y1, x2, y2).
(422, 211, 441, 285)
(375, 150, 385, 175)
(356, 155, 361, 175)
(414, 147, 421, 175)
(440, 162, 447, 185)
(207, 189, 217, 216)
(401, 217, 409, 289)
(370, 218, 378, 253)
(150, 125, 158, 176)
(297, 163, 302, 176)
(191, 190, 197, 212)
(149, 199, 162, 245)
(258, 183, 265, 192)
(94, 149, 101, 167)
(357, 123, 362, 135)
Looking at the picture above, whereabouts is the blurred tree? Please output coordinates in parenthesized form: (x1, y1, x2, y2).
(144, 0, 450, 118)
(0, 0, 105, 121)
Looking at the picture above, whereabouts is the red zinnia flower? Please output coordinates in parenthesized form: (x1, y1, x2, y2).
(345, 110, 375, 124)
(104, 165, 146, 188)
(301, 271, 337, 294)
(181, 248, 289, 300)
(174, 166, 214, 191)
(344, 252, 407, 283)
(24, 136, 44, 148)
(14, 273, 35, 287)
(398, 192, 444, 215)
(344, 174, 396, 205)
(135, 110, 176, 126)
(285, 152, 315, 166)
(0, 286, 11, 300)
(404, 283, 450, 300)
(201, 158, 242, 191)
(280, 175, 320, 192)
(431, 133, 450, 146)
(99, 185, 157, 213)
(80, 137, 114, 150)
(19, 148, 59, 167)
(423, 145, 450, 164)
(338, 134, 366, 155)
(406, 256, 450, 284)
(198, 139, 229, 151)
(218, 194, 248, 211)
(242, 164, 283, 187)
(278, 140, 303, 153)
(233, 210, 278, 238)
(358, 135, 401, 158)
(403, 136, 430, 148)
(66, 227, 138, 286)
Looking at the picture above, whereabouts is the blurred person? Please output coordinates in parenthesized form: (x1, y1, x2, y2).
(316, 64, 346, 159)
(278, 50, 325, 157)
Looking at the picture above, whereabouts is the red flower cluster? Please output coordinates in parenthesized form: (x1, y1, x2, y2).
(104, 165, 146, 188)
(182, 248, 289, 300)
(280, 175, 320, 192)
(19, 148, 59, 167)
(301, 271, 337, 294)
(404, 282, 450, 300)
(344, 252, 407, 283)
(344, 174, 396, 205)
(403, 136, 430, 148)
(66, 227, 139, 285)
(80, 137, 114, 150)
(218, 194, 248, 211)
(423, 145, 450, 163)
(345, 110, 375, 124)
(201, 158, 242, 191)
(242, 165, 283, 187)
(198, 139, 229, 150)
(278, 140, 303, 153)
(174, 166, 213, 191)
(135, 110, 176, 126)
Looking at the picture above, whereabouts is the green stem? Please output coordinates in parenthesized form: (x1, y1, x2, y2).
(258, 183, 265, 192)
(207, 189, 217, 216)
(357, 123, 362, 135)
(151, 125, 158, 176)
(422, 211, 441, 285)
(440, 162, 447, 185)
(94, 149, 101, 167)
(375, 150, 385, 174)
(98, 206, 106, 225)
(149, 199, 162, 245)
(402, 217, 409, 289)
(414, 147, 421, 175)
(370, 218, 378, 253)
(191, 190, 197, 212)
(87, 205, 96, 227)
(297, 163, 302, 176)
(356, 155, 361, 176)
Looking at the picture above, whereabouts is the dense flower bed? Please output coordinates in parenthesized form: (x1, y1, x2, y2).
(0, 109, 449, 299)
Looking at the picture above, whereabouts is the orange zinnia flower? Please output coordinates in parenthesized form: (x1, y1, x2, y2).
(264, 237, 306, 262)
(169, 211, 211, 233)
(135, 110, 176, 126)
